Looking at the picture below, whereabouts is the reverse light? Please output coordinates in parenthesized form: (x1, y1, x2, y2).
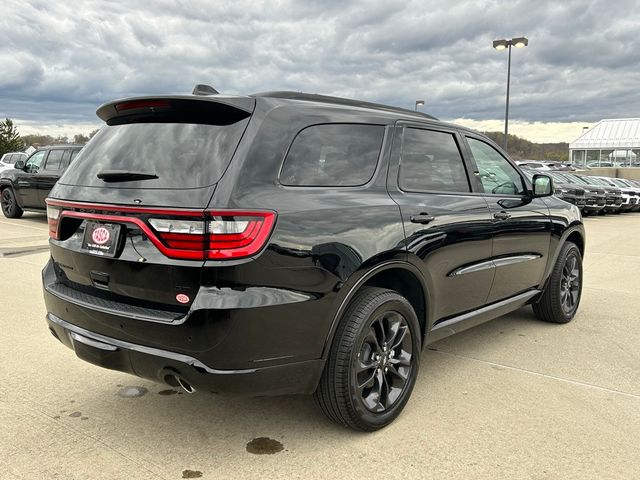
(149, 211, 276, 260)
(43, 200, 276, 261)
(46, 204, 61, 239)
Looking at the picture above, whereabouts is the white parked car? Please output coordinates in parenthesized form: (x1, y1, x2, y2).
(0, 152, 28, 173)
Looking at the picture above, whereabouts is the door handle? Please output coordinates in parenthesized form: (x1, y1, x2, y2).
(493, 211, 511, 221)
(410, 213, 435, 224)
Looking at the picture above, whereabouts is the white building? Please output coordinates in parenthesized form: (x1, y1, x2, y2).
(569, 118, 640, 167)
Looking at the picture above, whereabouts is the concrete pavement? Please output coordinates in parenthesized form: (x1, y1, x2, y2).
(0, 212, 638, 479)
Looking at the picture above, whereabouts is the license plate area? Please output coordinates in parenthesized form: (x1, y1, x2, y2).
(82, 221, 122, 257)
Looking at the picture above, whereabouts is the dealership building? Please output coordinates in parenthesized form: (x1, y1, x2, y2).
(569, 118, 640, 168)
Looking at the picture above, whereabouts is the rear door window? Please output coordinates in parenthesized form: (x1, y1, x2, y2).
(43, 149, 64, 171)
(279, 124, 384, 187)
(59, 120, 249, 189)
(399, 128, 470, 192)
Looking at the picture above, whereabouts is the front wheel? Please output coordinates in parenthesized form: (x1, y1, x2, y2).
(1, 188, 23, 219)
(314, 287, 421, 431)
(533, 241, 583, 323)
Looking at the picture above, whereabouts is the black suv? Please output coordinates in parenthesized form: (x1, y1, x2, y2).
(1, 145, 82, 218)
(42, 91, 585, 431)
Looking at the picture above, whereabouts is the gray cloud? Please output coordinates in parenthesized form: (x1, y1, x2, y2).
(1, 0, 639, 129)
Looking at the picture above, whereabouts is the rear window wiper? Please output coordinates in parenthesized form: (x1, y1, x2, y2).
(97, 170, 159, 182)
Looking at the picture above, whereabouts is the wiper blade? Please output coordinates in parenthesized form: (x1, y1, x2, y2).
(97, 170, 159, 182)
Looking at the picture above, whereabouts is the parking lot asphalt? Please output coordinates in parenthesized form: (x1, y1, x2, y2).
(0, 213, 638, 480)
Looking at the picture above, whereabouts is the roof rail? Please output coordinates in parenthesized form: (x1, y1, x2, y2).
(192, 84, 219, 96)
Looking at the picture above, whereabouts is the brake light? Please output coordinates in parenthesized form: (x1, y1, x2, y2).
(115, 99, 171, 111)
(149, 211, 276, 260)
(149, 219, 206, 250)
(47, 204, 61, 239)
(206, 213, 275, 259)
(44, 200, 276, 261)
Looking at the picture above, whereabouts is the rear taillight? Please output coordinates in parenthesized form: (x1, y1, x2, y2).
(46, 204, 61, 239)
(44, 200, 275, 261)
(149, 211, 276, 260)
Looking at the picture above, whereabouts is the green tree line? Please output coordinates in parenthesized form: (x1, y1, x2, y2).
(0, 118, 99, 157)
(484, 131, 569, 162)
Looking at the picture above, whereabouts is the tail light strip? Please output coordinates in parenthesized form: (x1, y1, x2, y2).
(45, 199, 276, 261)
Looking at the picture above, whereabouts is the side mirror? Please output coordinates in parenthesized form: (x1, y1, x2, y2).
(14, 160, 25, 170)
(532, 174, 553, 197)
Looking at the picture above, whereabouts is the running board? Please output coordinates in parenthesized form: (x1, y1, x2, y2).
(427, 290, 541, 344)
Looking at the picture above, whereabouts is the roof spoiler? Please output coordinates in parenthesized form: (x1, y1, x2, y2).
(96, 95, 255, 125)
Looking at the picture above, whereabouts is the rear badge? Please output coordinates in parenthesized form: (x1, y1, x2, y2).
(176, 293, 190, 304)
(91, 227, 110, 245)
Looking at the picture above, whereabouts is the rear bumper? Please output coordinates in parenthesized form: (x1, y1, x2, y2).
(42, 258, 330, 395)
(46, 312, 325, 396)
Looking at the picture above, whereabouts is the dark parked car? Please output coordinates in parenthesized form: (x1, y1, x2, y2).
(1, 145, 82, 218)
(521, 168, 585, 209)
(553, 173, 608, 216)
(596, 177, 640, 212)
(42, 90, 585, 430)
(575, 175, 623, 213)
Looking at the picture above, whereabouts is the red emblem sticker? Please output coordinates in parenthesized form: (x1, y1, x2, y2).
(176, 293, 190, 304)
(92, 227, 110, 245)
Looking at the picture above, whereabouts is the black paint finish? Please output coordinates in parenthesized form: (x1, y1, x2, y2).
(42, 92, 584, 396)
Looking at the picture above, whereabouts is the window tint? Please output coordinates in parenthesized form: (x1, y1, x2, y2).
(280, 124, 384, 187)
(467, 138, 525, 195)
(59, 120, 248, 189)
(44, 149, 64, 170)
(70, 149, 80, 162)
(399, 128, 470, 192)
(25, 151, 45, 173)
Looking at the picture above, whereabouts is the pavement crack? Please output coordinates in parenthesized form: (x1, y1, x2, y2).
(430, 349, 640, 400)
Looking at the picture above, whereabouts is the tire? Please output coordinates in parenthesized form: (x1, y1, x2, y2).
(1, 188, 23, 219)
(314, 287, 421, 431)
(533, 241, 582, 324)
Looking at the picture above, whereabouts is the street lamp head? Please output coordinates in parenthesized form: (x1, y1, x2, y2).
(415, 100, 424, 107)
(493, 39, 509, 50)
(512, 36, 529, 48)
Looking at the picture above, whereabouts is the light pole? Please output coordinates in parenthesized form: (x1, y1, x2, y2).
(493, 36, 528, 152)
(414, 99, 424, 111)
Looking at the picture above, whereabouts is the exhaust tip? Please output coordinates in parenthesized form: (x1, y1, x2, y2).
(176, 376, 196, 394)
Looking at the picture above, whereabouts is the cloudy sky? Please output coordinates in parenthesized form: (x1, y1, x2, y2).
(1, 0, 639, 142)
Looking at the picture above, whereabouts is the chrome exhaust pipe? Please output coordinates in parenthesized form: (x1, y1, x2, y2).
(176, 376, 195, 394)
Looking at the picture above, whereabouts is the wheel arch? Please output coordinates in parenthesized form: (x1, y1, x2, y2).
(321, 261, 430, 359)
(540, 223, 585, 291)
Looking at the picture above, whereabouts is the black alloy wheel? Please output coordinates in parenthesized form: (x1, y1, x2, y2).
(533, 241, 582, 323)
(355, 310, 413, 413)
(314, 287, 421, 431)
(1, 188, 23, 219)
(559, 253, 580, 315)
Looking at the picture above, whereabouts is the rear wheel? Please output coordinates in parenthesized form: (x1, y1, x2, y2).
(314, 287, 421, 431)
(1, 188, 23, 219)
(533, 241, 582, 323)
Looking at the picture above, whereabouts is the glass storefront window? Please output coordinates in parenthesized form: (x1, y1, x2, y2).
(600, 150, 614, 167)
(586, 150, 600, 167)
(571, 150, 586, 167)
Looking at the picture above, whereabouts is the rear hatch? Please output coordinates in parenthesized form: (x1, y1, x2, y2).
(45, 96, 266, 314)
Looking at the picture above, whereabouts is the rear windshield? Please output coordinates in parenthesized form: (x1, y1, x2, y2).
(59, 119, 249, 189)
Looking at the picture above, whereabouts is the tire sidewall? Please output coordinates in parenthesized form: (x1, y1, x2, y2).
(1, 188, 17, 218)
(346, 295, 421, 429)
(556, 243, 583, 321)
